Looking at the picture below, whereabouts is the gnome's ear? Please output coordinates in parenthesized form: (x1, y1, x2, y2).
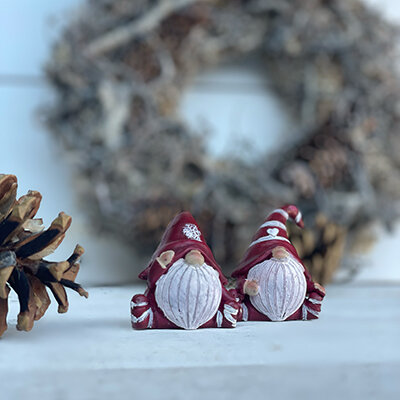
(156, 250, 175, 269)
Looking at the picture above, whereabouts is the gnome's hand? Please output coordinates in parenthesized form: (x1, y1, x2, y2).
(244, 279, 259, 296)
(312, 282, 326, 298)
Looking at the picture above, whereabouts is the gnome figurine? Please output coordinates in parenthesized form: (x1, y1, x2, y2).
(131, 212, 240, 330)
(232, 205, 325, 322)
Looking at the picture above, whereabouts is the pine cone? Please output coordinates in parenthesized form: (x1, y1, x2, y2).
(0, 174, 88, 337)
(289, 214, 346, 285)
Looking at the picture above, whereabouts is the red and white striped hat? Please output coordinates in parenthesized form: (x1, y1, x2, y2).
(232, 205, 304, 279)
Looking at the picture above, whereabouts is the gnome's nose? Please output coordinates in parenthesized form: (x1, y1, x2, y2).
(272, 246, 289, 259)
(185, 250, 204, 266)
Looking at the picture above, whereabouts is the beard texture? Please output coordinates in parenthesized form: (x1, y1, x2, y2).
(248, 256, 307, 321)
(155, 259, 222, 329)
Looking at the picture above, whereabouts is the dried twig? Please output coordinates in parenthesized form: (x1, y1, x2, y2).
(85, 0, 203, 56)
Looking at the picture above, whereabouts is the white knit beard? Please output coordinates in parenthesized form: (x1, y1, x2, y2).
(248, 255, 307, 321)
(155, 258, 222, 329)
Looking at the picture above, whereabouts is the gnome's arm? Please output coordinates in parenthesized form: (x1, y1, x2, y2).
(235, 277, 247, 299)
(221, 285, 239, 302)
(301, 267, 325, 320)
(302, 265, 326, 321)
(304, 267, 316, 292)
(303, 266, 325, 298)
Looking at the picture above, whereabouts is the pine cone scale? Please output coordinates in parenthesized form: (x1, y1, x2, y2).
(0, 174, 17, 223)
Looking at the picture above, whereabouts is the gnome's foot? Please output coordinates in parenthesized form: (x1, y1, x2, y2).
(216, 301, 240, 328)
(300, 298, 322, 320)
(237, 302, 246, 322)
(300, 284, 325, 321)
(131, 294, 154, 329)
(237, 300, 271, 322)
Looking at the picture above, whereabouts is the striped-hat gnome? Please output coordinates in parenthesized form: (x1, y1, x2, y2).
(232, 205, 325, 322)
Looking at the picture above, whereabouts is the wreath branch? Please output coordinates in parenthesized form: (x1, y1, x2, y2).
(85, 0, 204, 57)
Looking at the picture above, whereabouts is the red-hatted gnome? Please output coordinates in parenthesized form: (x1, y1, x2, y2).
(131, 212, 240, 329)
(232, 205, 326, 322)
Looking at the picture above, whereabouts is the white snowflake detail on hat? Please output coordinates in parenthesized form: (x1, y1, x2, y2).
(182, 223, 202, 241)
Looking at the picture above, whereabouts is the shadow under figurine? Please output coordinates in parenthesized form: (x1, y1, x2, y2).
(131, 212, 240, 330)
(232, 205, 326, 322)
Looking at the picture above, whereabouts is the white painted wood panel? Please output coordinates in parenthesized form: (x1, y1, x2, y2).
(1, 284, 400, 399)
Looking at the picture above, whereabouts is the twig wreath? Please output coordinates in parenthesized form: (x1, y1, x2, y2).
(45, 0, 400, 281)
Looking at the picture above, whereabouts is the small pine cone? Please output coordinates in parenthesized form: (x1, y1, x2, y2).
(289, 213, 346, 285)
(280, 162, 316, 198)
(295, 132, 350, 189)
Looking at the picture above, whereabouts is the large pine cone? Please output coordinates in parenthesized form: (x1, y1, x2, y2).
(0, 174, 87, 337)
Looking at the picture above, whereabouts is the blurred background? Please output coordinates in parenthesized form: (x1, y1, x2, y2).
(1, 0, 400, 286)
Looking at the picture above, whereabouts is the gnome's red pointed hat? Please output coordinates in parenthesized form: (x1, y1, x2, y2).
(139, 212, 227, 288)
(232, 205, 305, 279)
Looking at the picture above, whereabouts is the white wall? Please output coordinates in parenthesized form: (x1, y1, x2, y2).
(179, 61, 293, 162)
(0, 1, 135, 285)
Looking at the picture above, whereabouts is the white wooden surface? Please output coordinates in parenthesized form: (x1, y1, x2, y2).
(1, 284, 399, 399)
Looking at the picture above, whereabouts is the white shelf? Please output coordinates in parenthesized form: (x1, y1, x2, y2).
(2, 284, 399, 399)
